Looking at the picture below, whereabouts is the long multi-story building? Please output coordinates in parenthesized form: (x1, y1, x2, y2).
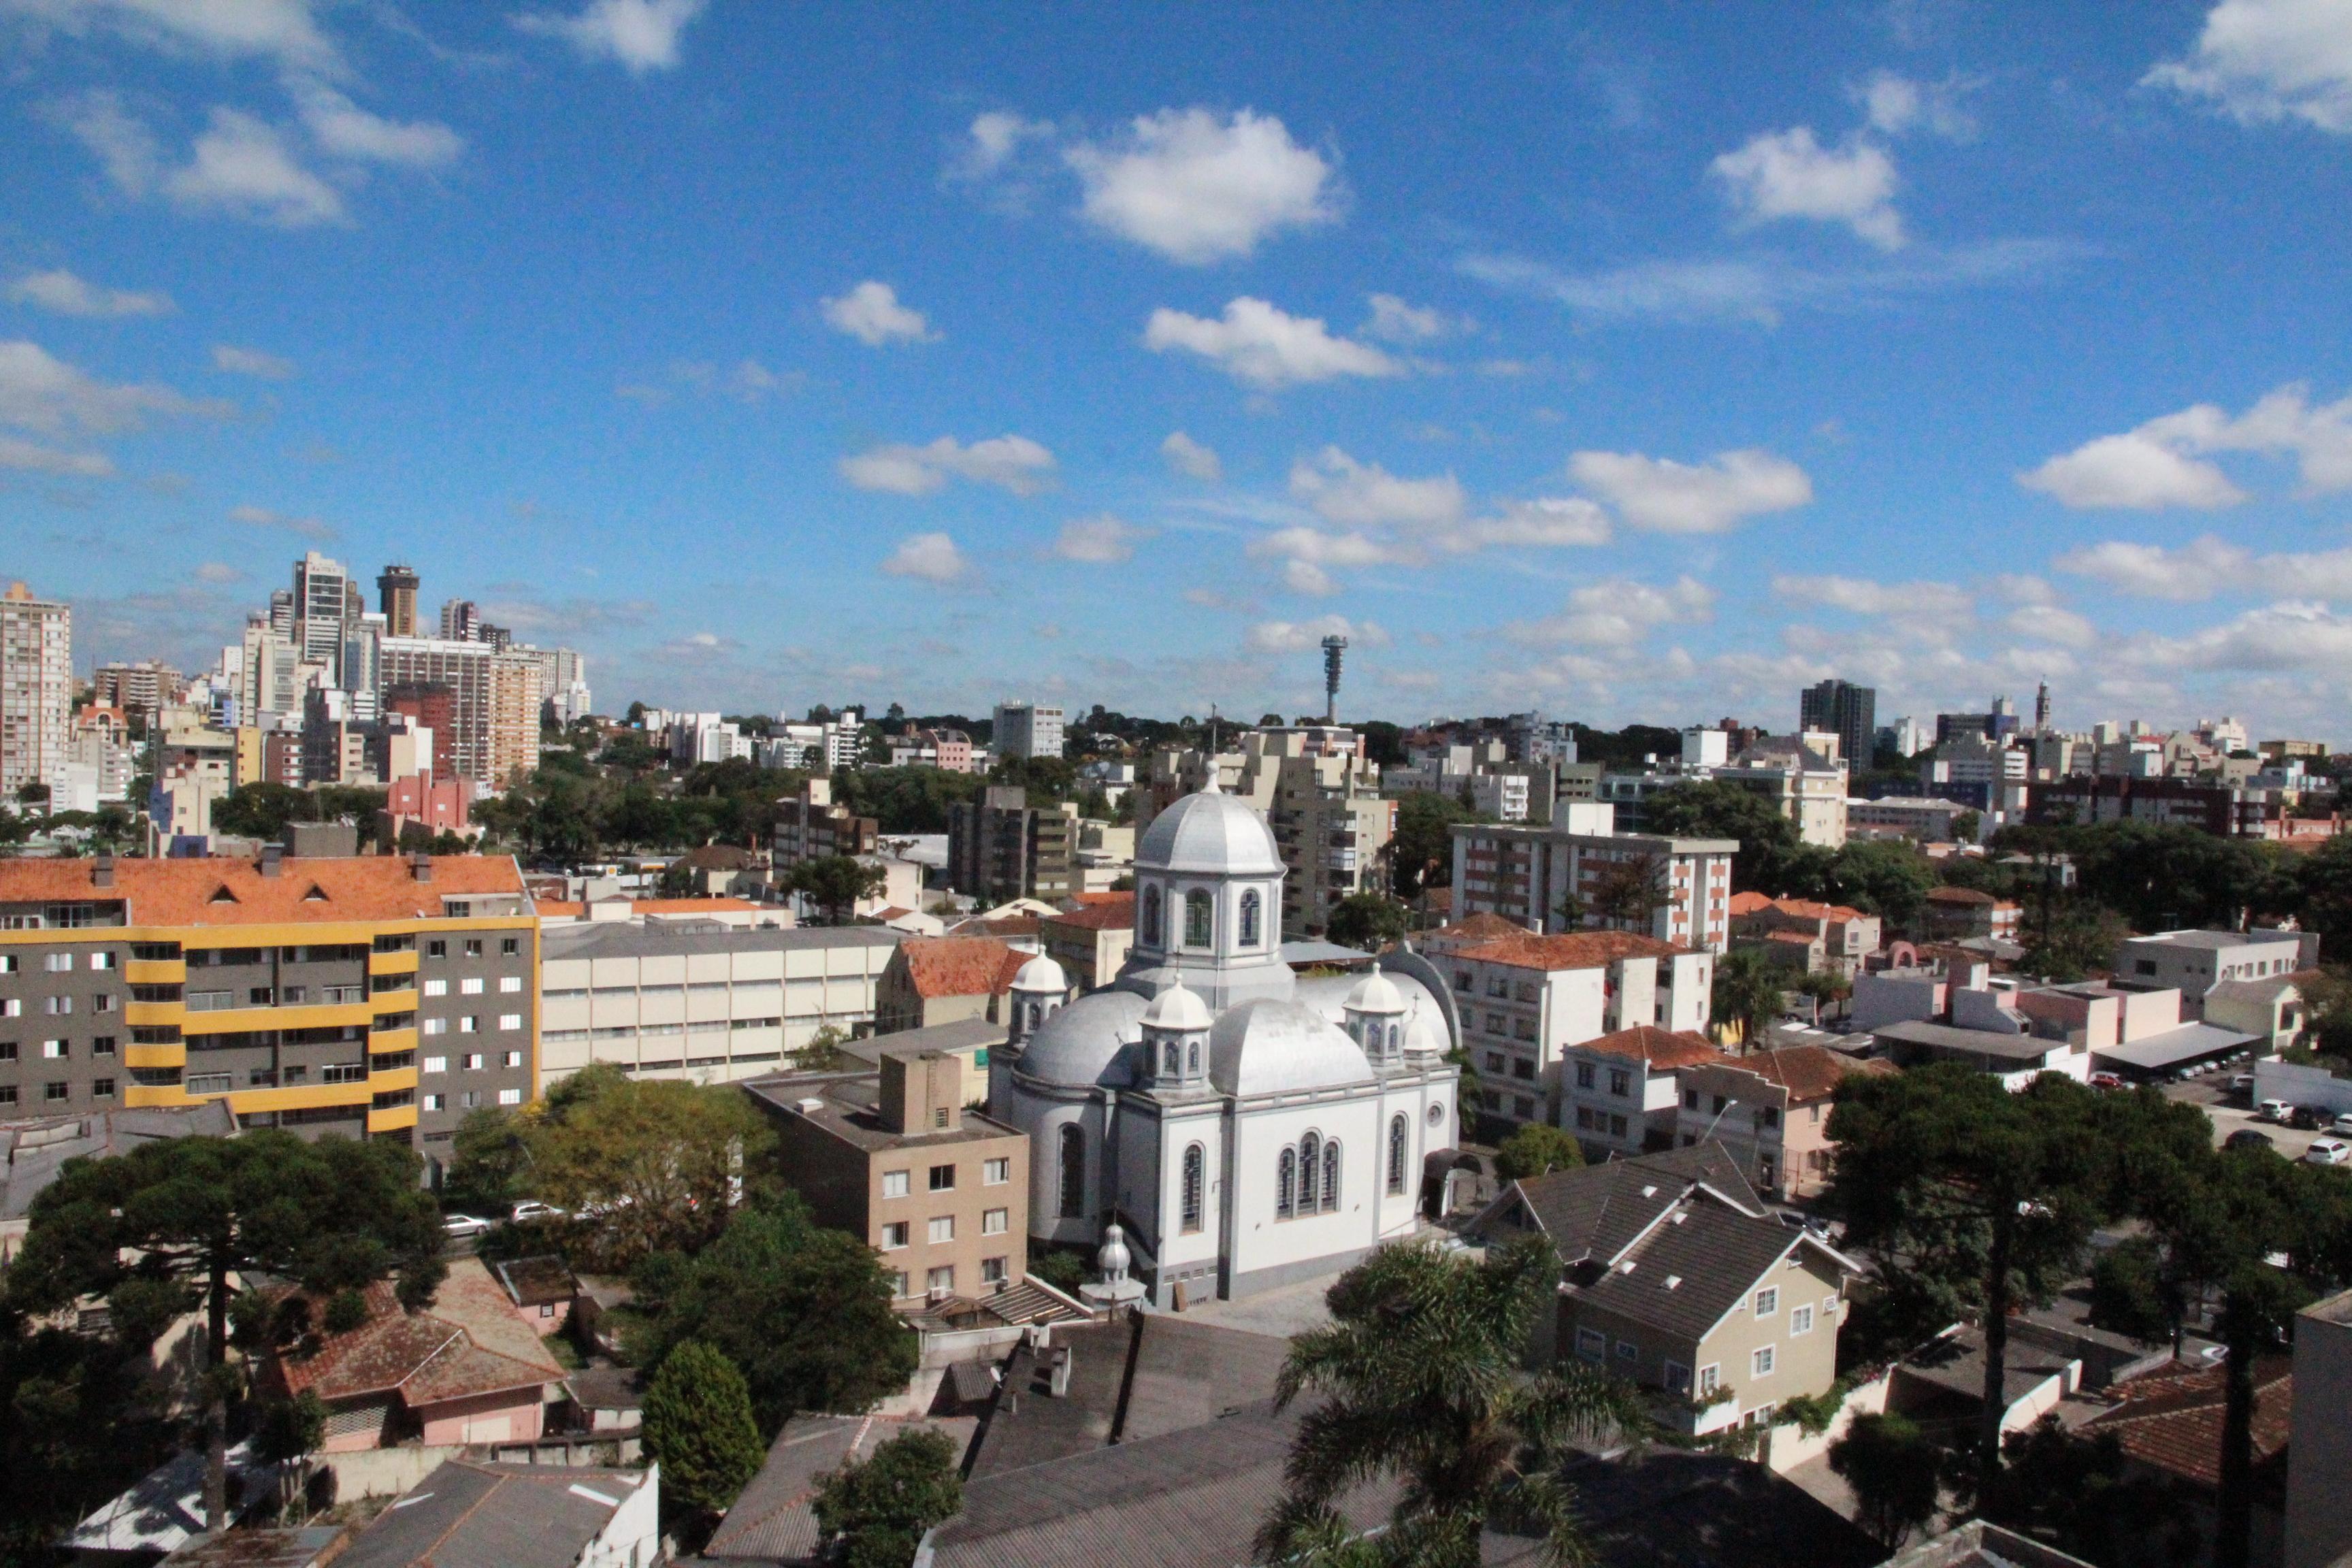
(378, 638, 544, 786)
(773, 779, 881, 870)
(947, 787, 1078, 905)
(0, 853, 537, 1186)
(1450, 802, 1737, 955)
(91, 660, 183, 718)
(1798, 679, 1876, 776)
(990, 701, 1063, 762)
(0, 582, 71, 801)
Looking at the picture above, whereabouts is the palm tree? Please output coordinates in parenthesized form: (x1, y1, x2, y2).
(1259, 1237, 1649, 1568)
(1710, 949, 1786, 1054)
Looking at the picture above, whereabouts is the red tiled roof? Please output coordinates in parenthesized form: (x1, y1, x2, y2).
(898, 936, 1020, 999)
(1434, 913, 1534, 941)
(1576, 1026, 1730, 1071)
(0, 855, 527, 927)
(274, 1258, 564, 1409)
(2087, 1358, 2291, 1489)
(1454, 930, 1690, 972)
(1066, 891, 1129, 907)
(1925, 885, 1997, 906)
(1718, 1045, 1897, 1102)
(1043, 895, 1137, 933)
(1762, 930, 1819, 946)
(626, 897, 761, 913)
(1727, 891, 1776, 917)
(536, 900, 587, 918)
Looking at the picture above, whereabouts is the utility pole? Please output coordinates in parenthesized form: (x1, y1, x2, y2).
(1321, 635, 1346, 724)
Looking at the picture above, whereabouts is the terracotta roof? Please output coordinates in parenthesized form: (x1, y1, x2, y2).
(0, 855, 526, 928)
(274, 1258, 563, 1410)
(1453, 930, 1690, 972)
(898, 936, 1020, 999)
(1433, 913, 1534, 941)
(1716, 1045, 1897, 1103)
(1066, 891, 1130, 907)
(535, 900, 586, 918)
(2087, 1358, 2291, 1489)
(1763, 897, 1867, 922)
(1574, 1025, 1730, 1071)
(1925, 885, 1997, 906)
(625, 896, 761, 913)
(1045, 895, 1137, 933)
(1762, 930, 1820, 946)
(1727, 892, 1776, 917)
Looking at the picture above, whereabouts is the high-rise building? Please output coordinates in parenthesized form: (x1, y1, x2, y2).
(947, 785, 1078, 904)
(0, 583, 71, 800)
(292, 551, 354, 668)
(377, 564, 421, 638)
(990, 701, 1064, 762)
(380, 639, 543, 786)
(438, 600, 481, 642)
(1798, 679, 1876, 772)
(91, 660, 183, 717)
(384, 683, 459, 781)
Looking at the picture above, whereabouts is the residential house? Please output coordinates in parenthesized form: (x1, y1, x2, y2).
(1676, 1046, 1899, 1200)
(1561, 1026, 1733, 1160)
(872, 935, 1026, 1034)
(1729, 892, 1882, 978)
(1450, 802, 1737, 955)
(1921, 886, 2021, 943)
(2085, 1358, 2291, 1567)
(1472, 1143, 1860, 1435)
(1038, 894, 1134, 994)
(333, 1458, 658, 1568)
(491, 1255, 578, 1333)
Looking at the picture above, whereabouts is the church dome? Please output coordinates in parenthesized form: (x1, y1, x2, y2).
(1141, 978, 1212, 1032)
(1016, 988, 1147, 1088)
(1208, 998, 1375, 1096)
(1012, 952, 1066, 994)
(1345, 963, 1405, 1015)
(1137, 783, 1283, 877)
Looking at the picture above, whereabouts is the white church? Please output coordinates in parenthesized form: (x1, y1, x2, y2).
(987, 776, 1462, 1309)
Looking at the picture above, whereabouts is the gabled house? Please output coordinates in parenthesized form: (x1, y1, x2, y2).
(872, 936, 1027, 1034)
(1559, 1025, 1733, 1160)
(1473, 1142, 1860, 1435)
(1729, 892, 1882, 978)
(1676, 1045, 1899, 1200)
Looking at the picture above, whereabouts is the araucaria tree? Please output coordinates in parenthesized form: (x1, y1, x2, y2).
(1259, 1237, 1648, 1568)
(8, 1131, 445, 1532)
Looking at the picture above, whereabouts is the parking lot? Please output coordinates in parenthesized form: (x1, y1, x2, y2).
(2165, 1077, 2333, 1161)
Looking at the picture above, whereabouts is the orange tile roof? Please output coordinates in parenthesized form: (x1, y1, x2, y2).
(1067, 891, 1129, 907)
(1727, 891, 1776, 917)
(2088, 1358, 2291, 1489)
(898, 936, 1021, 999)
(1043, 895, 1137, 932)
(0, 855, 527, 928)
(1733, 892, 1867, 922)
(1715, 1044, 1897, 1102)
(274, 1258, 564, 1409)
(1575, 1026, 1730, 1071)
(627, 897, 761, 913)
(536, 900, 587, 918)
(1433, 913, 1535, 941)
(1454, 930, 1690, 972)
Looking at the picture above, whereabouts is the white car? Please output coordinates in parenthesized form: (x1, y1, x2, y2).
(2259, 1099, 2296, 1124)
(441, 1213, 492, 1239)
(2332, 1114, 2352, 1139)
(2304, 1138, 2351, 1167)
(509, 1200, 568, 1224)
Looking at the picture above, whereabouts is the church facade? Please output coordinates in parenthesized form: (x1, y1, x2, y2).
(987, 777, 1461, 1308)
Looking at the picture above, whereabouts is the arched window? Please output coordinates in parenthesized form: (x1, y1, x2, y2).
(1386, 1023, 1400, 1054)
(1162, 1040, 1179, 1077)
(1186, 1039, 1199, 1075)
(1239, 889, 1261, 947)
(1185, 889, 1213, 948)
(1181, 1143, 1205, 1233)
(1322, 1141, 1341, 1211)
(1298, 1132, 1321, 1212)
(1058, 1125, 1086, 1219)
(1276, 1148, 1296, 1219)
(1141, 886, 1162, 947)
(1388, 1113, 1409, 1195)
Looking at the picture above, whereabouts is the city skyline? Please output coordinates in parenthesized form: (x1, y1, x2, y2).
(3, 3, 2352, 734)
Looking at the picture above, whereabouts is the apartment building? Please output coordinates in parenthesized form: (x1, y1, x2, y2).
(538, 919, 902, 1090)
(0, 853, 536, 1180)
(1678, 1046, 1898, 1200)
(91, 660, 182, 718)
(378, 638, 544, 786)
(1798, 680, 1876, 777)
(947, 787, 1078, 905)
(773, 778, 882, 871)
(2112, 928, 2316, 1018)
(1846, 795, 1970, 843)
(0, 583, 71, 801)
(749, 1049, 1028, 1304)
(1716, 737, 1849, 849)
(990, 701, 1064, 762)
(1426, 926, 1712, 1131)
(1450, 802, 1736, 955)
(1561, 1026, 1732, 1159)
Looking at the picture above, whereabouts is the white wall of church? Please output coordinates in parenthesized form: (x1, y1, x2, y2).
(1225, 1095, 1388, 1288)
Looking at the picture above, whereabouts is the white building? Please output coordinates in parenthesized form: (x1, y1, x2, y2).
(992, 700, 1064, 762)
(987, 777, 1460, 1309)
(2112, 928, 2317, 1019)
(1846, 795, 1970, 842)
(1450, 802, 1737, 954)
(0, 583, 71, 800)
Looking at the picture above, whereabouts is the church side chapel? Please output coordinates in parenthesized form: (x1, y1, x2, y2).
(988, 774, 1461, 1307)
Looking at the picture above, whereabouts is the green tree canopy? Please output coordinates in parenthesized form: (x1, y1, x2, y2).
(811, 1427, 964, 1568)
(443, 1105, 530, 1217)
(1827, 1413, 1942, 1549)
(1639, 781, 1792, 890)
(642, 1340, 764, 1524)
(1492, 1123, 1584, 1183)
(1325, 892, 1410, 951)
(788, 854, 888, 925)
(1389, 791, 1484, 900)
(1710, 949, 1786, 1049)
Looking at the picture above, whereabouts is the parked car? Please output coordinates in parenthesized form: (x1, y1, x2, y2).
(509, 1200, 568, 1224)
(2089, 1072, 2125, 1090)
(2333, 1113, 2352, 1139)
(2230, 1073, 2256, 1095)
(2304, 1138, 2351, 1166)
(2259, 1099, 2296, 1124)
(2224, 1129, 2276, 1154)
(2291, 1106, 2329, 1131)
(442, 1213, 492, 1239)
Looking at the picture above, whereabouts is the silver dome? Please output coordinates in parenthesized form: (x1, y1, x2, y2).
(1208, 998, 1376, 1096)
(1015, 988, 1147, 1088)
(1136, 788, 1284, 877)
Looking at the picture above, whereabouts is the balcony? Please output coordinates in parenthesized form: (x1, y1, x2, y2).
(125, 958, 186, 985)
(367, 1100, 419, 1134)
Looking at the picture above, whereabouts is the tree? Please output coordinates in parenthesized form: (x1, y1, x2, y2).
(812, 1426, 964, 1568)
(1824, 840, 1940, 930)
(2021, 896, 2130, 985)
(1710, 949, 1786, 1051)
(444, 1105, 530, 1216)
(1390, 790, 1481, 900)
(1258, 1237, 1648, 1568)
(1980, 1418, 2199, 1568)
(1640, 781, 1795, 892)
(789, 854, 888, 925)
(9, 1132, 444, 1532)
(1588, 853, 1665, 932)
(2085, 1236, 2177, 1346)
(250, 1390, 327, 1520)
(1326, 892, 1410, 951)
(642, 1340, 764, 1526)
(631, 1193, 918, 1433)
(1493, 1123, 1583, 1182)
(209, 782, 313, 842)
(1827, 1413, 1942, 1549)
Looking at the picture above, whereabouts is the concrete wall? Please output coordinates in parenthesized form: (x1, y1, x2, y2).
(2289, 1292, 2352, 1568)
(319, 1443, 463, 1500)
(2255, 1057, 2352, 1118)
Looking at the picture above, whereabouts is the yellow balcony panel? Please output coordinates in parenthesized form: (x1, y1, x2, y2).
(367, 1066, 419, 1095)
(125, 1001, 184, 1028)
(367, 1102, 419, 1134)
(368, 1028, 418, 1055)
(126, 960, 186, 985)
(125, 1085, 191, 1109)
(125, 1044, 188, 1070)
(370, 949, 420, 976)
(227, 1082, 374, 1116)
(184, 1000, 376, 1036)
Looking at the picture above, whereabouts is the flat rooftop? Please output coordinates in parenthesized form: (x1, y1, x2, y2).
(1872, 1017, 2064, 1062)
(2122, 929, 2302, 951)
(739, 1072, 1019, 1152)
(542, 921, 903, 962)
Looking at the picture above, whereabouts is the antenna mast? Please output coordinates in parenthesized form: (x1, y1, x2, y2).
(1321, 635, 1347, 724)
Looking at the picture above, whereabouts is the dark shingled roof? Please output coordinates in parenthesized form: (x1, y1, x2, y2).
(1481, 1141, 1764, 1267)
(335, 1461, 647, 1568)
(1488, 1451, 1882, 1568)
(703, 1415, 959, 1563)
(1572, 1194, 1807, 1343)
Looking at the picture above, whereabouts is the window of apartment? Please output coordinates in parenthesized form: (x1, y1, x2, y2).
(89, 951, 115, 971)
(1697, 1364, 1719, 1397)
(1576, 1107, 1595, 1130)
(41, 1039, 65, 1059)
(1484, 1014, 1505, 1035)
(497, 1050, 520, 1068)
(462, 1053, 484, 1071)
(423, 1056, 446, 1073)
(423, 1094, 444, 1111)
(460, 977, 485, 995)
(1823, 1296, 1840, 1322)
(92, 1036, 114, 1057)
(1487, 976, 1509, 998)
(928, 1164, 956, 1191)
(982, 1207, 1009, 1235)
(1512, 1058, 1535, 1081)
(500, 975, 523, 993)
(982, 1158, 1009, 1186)
(463, 940, 483, 958)
(43, 996, 71, 1015)
(980, 1256, 1007, 1286)
(426, 940, 446, 958)
(1752, 1346, 1776, 1378)
(187, 1073, 231, 1096)
(1683, 1088, 1699, 1111)
(281, 986, 308, 1006)
(1760, 1106, 1780, 1128)
(497, 1088, 522, 1107)
(44, 953, 71, 973)
(423, 979, 448, 997)
(1575, 1327, 1606, 1363)
(1454, 970, 1473, 992)
(44, 1081, 69, 1102)
(501, 938, 521, 956)
(422, 1017, 448, 1036)
(881, 1222, 909, 1250)
(1484, 1051, 1505, 1073)
(1513, 1018, 1536, 1042)
(925, 1265, 955, 1295)
(1615, 1340, 1639, 1364)
(933, 1107, 949, 1130)
(0, 955, 14, 973)
(1753, 1287, 1778, 1317)
(1789, 1304, 1814, 1335)
(1575, 1062, 1595, 1090)
(1516, 1096, 1537, 1122)
(460, 1090, 480, 1109)
(1608, 1068, 1630, 1097)
(0, 1000, 16, 1017)
(882, 1170, 910, 1199)
(459, 1016, 478, 1034)
(92, 1078, 114, 1099)
(928, 1215, 954, 1244)
(1607, 1114, 1627, 1137)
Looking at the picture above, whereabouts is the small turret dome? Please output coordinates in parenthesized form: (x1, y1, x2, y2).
(1096, 1222, 1132, 1282)
(1141, 978, 1212, 1032)
(1345, 962, 1406, 1015)
(1013, 952, 1067, 994)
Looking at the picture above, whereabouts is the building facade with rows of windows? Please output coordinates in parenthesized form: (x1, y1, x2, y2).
(0, 853, 535, 1183)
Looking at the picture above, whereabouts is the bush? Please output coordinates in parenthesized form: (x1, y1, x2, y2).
(813, 1427, 963, 1568)
(1494, 1124, 1584, 1183)
(1033, 1248, 1085, 1295)
(642, 1341, 764, 1522)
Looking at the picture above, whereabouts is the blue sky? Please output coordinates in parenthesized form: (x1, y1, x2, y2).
(5, 1, 2352, 738)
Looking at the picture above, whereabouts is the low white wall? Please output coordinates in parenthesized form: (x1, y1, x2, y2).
(2255, 1057, 2352, 1118)
(1763, 1370, 1889, 1475)
(321, 1444, 464, 1501)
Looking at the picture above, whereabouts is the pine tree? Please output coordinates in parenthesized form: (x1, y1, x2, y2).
(642, 1341, 764, 1520)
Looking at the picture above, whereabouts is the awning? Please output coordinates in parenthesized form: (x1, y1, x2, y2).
(2093, 1022, 2258, 1073)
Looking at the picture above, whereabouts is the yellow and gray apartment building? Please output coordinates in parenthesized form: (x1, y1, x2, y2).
(0, 852, 536, 1179)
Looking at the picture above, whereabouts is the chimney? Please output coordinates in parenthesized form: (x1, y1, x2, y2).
(92, 853, 115, 889)
(879, 1050, 963, 1135)
(410, 851, 433, 883)
(259, 844, 282, 878)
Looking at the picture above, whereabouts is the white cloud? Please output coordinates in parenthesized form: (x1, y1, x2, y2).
(956, 110, 1054, 177)
(1774, 573, 1974, 623)
(194, 561, 240, 583)
(1143, 297, 1399, 390)
(2053, 536, 2254, 599)
(2019, 431, 2244, 510)
(1279, 560, 1336, 595)
(229, 502, 333, 540)
(0, 435, 114, 477)
(1858, 70, 1978, 138)
(1508, 576, 1716, 648)
(821, 281, 936, 347)
(839, 434, 1056, 497)
(1288, 446, 1465, 528)
(1712, 126, 1904, 249)
(212, 343, 295, 379)
(1054, 513, 1152, 564)
(2021, 385, 2352, 509)
(880, 531, 969, 584)
(2138, 600, 2352, 671)
(2146, 0, 2352, 133)
(1066, 107, 1339, 264)
(516, 0, 706, 72)
(14, 0, 341, 73)
(291, 84, 463, 168)
(6, 268, 172, 318)
(157, 107, 345, 227)
(1433, 497, 1613, 553)
(1248, 526, 1403, 569)
(1568, 447, 1813, 533)
(2003, 602, 2099, 647)
(1362, 293, 1457, 342)
(0, 340, 231, 435)
(1245, 614, 1388, 653)
(1160, 430, 1222, 481)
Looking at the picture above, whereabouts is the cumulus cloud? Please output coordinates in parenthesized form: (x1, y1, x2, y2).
(1143, 297, 1399, 390)
(1774, 572, 1975, 623)
(820, 280, 936, 347)
(6, 268, 172, 318)
(839, 434, 1056, 496)
(2055, 536, 2352, 607)
(2021, 384, 2352, 508)
(16, 0, 342, 73)
(63, 99, 355, 227)
(1288, 446, 1465, 528)
(2146, 0, 2352, 133)
(1246, 614, 1388, 653)
(954, 110, 1054, 178)
(517, 0, 707, 72)
(880, 531, 969, 584)
(1568, 447, 1813, 533)
(0, 340, 231, 435)
(1054, 513, 1152, 564)
(2003, 602, 2099, 647)
(229, 502, 333, 540)
(1066, 108, 1339, 264)
(291, 84, 463, 168)
(2138, 600, 2352, 671)
(1160, 430, 1222, 481)
(1362, 293, 1458, 342)
(1712, 126, 1904, 249)
(0, 435, 114, 477)
(1857, 70, 1979, 138)
(1507, 576, 1716, 648)
(212, 344, 295, 379)
(2020, 432, 2243, 510)
(1432, 497, 1614, 553)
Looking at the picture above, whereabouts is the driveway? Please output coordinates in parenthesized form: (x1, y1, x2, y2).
(2164, 1079, 2328, 1161)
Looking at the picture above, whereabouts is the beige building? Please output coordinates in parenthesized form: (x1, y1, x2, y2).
(874, 936, 1025, 1034)
(750, 1050, 1028, 1304)
(1676, 1045, 1898, 1200)
(379, 637, 544, 787)
(1450, 803, 1736, 956)
(1715, 736, 1849, 849)
(1038, 896, 1135, 994)
(0, 583, 71, 800)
